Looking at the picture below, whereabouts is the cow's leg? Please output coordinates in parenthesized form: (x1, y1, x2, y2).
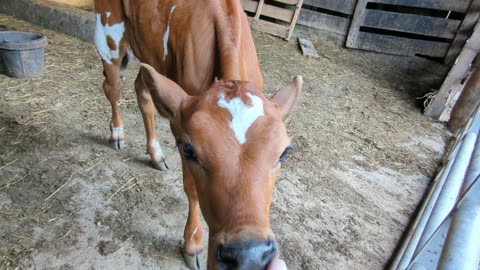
(134, 71, 169, 170)
(181, 163, 204, 270)
(101, 57, 126, 150)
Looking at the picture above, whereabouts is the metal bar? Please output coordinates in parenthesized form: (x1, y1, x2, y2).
(439, 133, 480, 270)
(392, 96, 480, 270)
(414, 132, 477, 254)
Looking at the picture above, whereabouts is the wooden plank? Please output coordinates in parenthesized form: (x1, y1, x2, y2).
(372, 0, 471, 13)
(242, 0, 294, 22)
(363, 9, 461, 39)
(298, 8, 351, 35)
(303, 0, 357, 14)
(255, 0, 265, 19)
(247, 17, 290, 38)
(353, 31, 450, 57)
(274, 0, 300, 5)
(424, 20, 480, 119)
(287, 0, 304, 40)
(346, 0, 369, 48)
(262, 3, 295, 22)
(298, 37, 320, 57)
(242, 0, 258, 13)
(445, 0, 480, 65)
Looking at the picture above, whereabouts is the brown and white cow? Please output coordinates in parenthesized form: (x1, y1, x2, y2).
(93, 0, 302, 269)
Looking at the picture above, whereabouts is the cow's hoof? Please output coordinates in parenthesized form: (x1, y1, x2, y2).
(110, 139, 125, 150)
(182, 251, 200, 270)
(151, 159, 169, 171)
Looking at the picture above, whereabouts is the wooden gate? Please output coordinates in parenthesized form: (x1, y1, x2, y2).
(241, 0, 304, 40)
(346, 0, 471, 58)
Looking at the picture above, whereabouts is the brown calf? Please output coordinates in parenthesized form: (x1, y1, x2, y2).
(93, 0, 302, 269)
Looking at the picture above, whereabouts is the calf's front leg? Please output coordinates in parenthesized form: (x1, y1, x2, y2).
(134, 70, 169, 170)
(181, 162, 204, 270)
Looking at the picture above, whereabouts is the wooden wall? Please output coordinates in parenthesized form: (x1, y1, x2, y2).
(297, 0, 357, 36)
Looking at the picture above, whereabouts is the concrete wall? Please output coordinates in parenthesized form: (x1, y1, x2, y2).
(0, 0, 95, 42)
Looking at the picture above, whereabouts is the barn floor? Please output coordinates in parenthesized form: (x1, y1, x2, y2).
(0, 14, 451, 270)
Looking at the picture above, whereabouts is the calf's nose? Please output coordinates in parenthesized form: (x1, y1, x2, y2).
(216, 239, 277, 270)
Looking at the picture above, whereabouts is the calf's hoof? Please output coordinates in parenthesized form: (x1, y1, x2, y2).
(109, 124, 125, 150)
(151, 159, 169, 171)
(182, 251, 200, 270)
(110, 139, 125, 150)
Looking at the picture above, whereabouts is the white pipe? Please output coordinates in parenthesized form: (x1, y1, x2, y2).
(389, 168, 444, 270)
(392, 104, 480, 270)
(394, 163, 452, 270)
(393, 132, 474, 270)
(467, 104, 480, 135)
(414, 132, 477, 256)
(438, 134, 480, 270)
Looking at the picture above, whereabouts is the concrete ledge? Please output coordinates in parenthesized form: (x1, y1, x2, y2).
(0, 0, 95, 42)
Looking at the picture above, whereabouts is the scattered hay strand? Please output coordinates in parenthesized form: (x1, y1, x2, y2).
(0, 159, 46, 190)
(4, 148, 17, 159)
(32, 108, 57, 115)
(85, 159, 103, 172)
(35, 126, 47, 136)
(0, 158, 18, 171)
(13, 250, 38, 270)
(44, 172, 75, 201)
(58, 229, 71, 240)
(107, 173, 148, 202)
(111, 236, 133, 255)
(417, 91, 437, 109)
(6, 81, 30, 91)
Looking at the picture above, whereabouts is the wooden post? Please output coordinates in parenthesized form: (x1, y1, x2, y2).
(346, 0, 368, 48)
(449, 61, 480, 132)
(444, 0, 480, 66)
(424, 20, 480, 120)
(254, 0, 264, 19)
(287, 0, 304, 40)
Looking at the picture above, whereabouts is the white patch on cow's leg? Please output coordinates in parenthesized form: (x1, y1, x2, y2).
(150, 139, 169, 170)
(190, 226, 199, 240)
(109, 122, 125, 150)
(151, 139, 165, 160)
(94, 12, 125, 64)
(163, 5, 176, 61)
(110, 123, 124, 140)
(218, 92, 265, 144)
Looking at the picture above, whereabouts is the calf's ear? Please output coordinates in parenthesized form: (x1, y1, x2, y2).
(270, 76, 303, 121)
(139, 63, 188, 120)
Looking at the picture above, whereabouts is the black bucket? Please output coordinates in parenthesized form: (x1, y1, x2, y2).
(0, 31, 48, 78)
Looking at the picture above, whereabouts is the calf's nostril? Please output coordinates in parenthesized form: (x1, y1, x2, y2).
(261, 240, 276, 262)
(217, 245, 239, 266)
(216, 239, 277, 269)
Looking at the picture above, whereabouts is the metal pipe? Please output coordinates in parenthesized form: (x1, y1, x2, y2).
(391, 102, 480, 270)
(438, 133, 480, 270)
(393, 162, 452, 270)
(393, 133, 473, 269)
(389, 168, 444, 270)
(414, 132, 477, 255)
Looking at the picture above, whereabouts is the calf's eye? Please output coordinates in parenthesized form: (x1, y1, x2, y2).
(182, 143, 196, 161)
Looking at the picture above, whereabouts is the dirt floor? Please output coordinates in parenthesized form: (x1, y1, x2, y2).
(0, 13, 452, 270)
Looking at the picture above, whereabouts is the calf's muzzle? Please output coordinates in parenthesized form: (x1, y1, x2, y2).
(216, 239, 277, 270)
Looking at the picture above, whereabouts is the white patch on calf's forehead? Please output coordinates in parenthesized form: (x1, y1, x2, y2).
(94, 12, 125, 64)
(163, 5, 176, 61)
(217, 92, 265, 144)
